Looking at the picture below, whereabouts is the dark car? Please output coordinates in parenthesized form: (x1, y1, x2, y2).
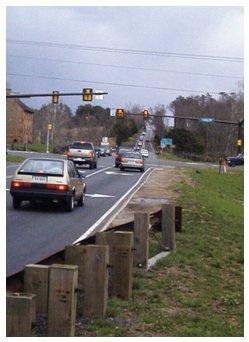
(115, 148, 130, 167)
(226, 154, 244, 167)
(67, 141, 98, 169)
(94, 147, 101, 158)
(10, 158, 86, 212)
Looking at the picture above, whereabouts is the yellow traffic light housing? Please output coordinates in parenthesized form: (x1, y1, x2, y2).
(142, 109, 149, 119)
(52, 91, 59, 104)
(116, 108, 124, 118)
(83, 88, 93, 101)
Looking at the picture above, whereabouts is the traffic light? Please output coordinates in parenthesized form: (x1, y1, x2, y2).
(52, 91, 59, 104)
(83, 88, 93, 101)
(116, 108, 124, 118)
(142, 109, 149, 119)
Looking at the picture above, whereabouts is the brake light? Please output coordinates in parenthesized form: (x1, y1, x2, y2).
(88, 151, 93, 158)
(11, 181, 31, 188)
(46, 184, 69, 191)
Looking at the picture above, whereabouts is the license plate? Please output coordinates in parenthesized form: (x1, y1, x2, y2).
(75, 158, 84, 161)
(32, 176, 47, 183)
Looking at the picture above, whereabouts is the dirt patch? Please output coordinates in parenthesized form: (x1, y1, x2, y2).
(110, 168, 190, 227)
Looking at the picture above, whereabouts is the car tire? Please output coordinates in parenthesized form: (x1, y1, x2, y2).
(13, 197, 22, 209)
(115, 163, 118, 168)
(78, 192, 85, 207)
(65, 196, 74, 212)
(141, 168, 145, 172)
(89, 162, 94, 169)
(229, 162, 236, 167)
(94, 162, 97, 169)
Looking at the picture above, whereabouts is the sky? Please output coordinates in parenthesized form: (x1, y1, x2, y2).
(6, 6, 244, 113)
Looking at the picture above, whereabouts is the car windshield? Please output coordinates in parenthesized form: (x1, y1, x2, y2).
(18, 159, 64, 176)
(70, 142, 92, 150)
(123, 152, 142, 159)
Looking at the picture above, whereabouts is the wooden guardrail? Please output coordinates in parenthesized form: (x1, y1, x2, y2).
(6, 202, 182, 337)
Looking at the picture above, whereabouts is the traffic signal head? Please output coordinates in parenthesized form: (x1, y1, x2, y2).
(52, 91, 59, 104)
(116, 108, 124, 118)
(83, 88, 93, 101)
(142, 109, 149, 119)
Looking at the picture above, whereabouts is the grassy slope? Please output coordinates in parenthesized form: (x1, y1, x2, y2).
(76, 168, 244, 337)
(6, 155, 26, 163)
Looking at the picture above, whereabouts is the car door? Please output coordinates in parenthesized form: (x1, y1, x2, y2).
(70, 162, 84, 198)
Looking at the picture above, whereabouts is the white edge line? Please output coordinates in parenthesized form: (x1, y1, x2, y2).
(73, 167, 156, 244)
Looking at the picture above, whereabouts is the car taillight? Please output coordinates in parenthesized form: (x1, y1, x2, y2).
(46, 184, 69, 191)
(88, 151, 93, 157)
(11, 181, 31, 188)
(67, 151, 71, 157)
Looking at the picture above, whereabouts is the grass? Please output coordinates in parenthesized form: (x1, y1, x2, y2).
(75, 168, 243, 337)
(7, 143, 52, 153)
(6, 154, 26, 163)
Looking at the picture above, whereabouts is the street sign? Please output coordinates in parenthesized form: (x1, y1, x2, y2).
(160, 138, 172, 148)
(110, 109, 116, 117)
(237, 139, 242, 146)
(94, 90, 104, 100)
(48, 123, 52, 130)
(198, 117, 214, 123)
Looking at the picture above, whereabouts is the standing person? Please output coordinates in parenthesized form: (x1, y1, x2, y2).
(219, 156, 228, 174)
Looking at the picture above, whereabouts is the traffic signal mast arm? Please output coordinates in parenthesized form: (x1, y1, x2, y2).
(6, 91, 108, 99)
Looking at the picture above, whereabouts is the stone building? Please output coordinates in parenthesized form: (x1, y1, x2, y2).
(6, 90, 34, 144)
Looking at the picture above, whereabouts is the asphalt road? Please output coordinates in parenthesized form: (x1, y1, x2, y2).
(6, 140, 220, 276)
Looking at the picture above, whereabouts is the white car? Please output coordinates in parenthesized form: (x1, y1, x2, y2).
(140, 149, 149, 158)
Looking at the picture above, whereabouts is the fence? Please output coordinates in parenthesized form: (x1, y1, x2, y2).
(6, 201, 182, 337)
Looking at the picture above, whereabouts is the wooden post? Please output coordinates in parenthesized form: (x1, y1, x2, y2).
(175, 206, 183, 232)
(133, 212, 150, 268)
(6, 292, 36, 337)
(47, 264, 78, 337)
(24, 264, 49, 316)
(65, 244, 109, 318)
(96, 231, 133, 299)
(161, 203, 176, 251)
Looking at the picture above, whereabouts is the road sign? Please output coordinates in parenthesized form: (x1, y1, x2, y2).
(110, 109, 116, 117)
(198, 117, 214, 123)
(160, 138, 172, 148)
(48, 123, 52, 130)
(237, 139, 242, 146)
(94, 90, 104, 100)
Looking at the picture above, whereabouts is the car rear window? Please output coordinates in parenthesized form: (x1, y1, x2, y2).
(123, 152, 142, 159)
(18, 159, 64, 176)
(70, 142, 93, 150)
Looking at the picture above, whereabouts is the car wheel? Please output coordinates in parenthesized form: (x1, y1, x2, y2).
(78, 192, 85, 207)
(141, 168, 145, 172)
(89, 162, 94, 169)
(94, 162, 97, 168)
(65, 196, 74, 212)
(13, 197, 22, 209)
(115, 163, 118, 168)
(229, 162, 236, 167)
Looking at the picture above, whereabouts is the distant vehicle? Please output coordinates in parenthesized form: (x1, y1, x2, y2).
(226, 154, 244, 167)
(138, 141, 143, 147)
(67, 141, 98, 169)
(140, 149, 149, 158)
(94, 147, 101, 158)
(142, 132, 146, 135)
(115, 148, 130, 167)
(99, 147, 106, 156)
(120, 151, 145, 172)
(139, 136, 144, 141)
(10, 158, 86, 212)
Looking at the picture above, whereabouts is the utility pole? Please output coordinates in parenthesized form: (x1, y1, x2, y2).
(46, 123, 52, 153)
(237, 119, 244, 154)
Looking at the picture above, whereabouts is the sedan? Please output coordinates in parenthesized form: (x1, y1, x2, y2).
(226, 154, 244, 167)
(120, 151, 145, 172)
(115, 148, 130, 167)
(10, 158, 86, 212)
(140, 149, 149, 158)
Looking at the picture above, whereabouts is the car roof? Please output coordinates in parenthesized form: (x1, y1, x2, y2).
(22, 157, 66, 163)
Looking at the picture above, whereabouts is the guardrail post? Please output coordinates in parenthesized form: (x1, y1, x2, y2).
(24, 264, 49, 317)
(47, 264, 78, 337)
(175, 206, 183, 232)
(133, 212, 150, 268)
(96, 231, 133, 299)
(65, 244, 109, 318)
(6, 292, 36, 337)
(161, 203, 176, 251)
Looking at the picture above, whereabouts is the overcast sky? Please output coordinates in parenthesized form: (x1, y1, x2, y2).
(6, 6, 244, 113)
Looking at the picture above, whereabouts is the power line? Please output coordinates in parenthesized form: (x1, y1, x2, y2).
(7, 72, 221, 95)
(7, 39, 243, 63)
(8, 54, 243, 80)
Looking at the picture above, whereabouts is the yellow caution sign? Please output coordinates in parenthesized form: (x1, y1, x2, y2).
(48, 123, 52, 130)
(237, 139, 242, 146)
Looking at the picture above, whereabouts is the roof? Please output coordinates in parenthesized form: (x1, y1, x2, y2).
(16, 99, 34, 114)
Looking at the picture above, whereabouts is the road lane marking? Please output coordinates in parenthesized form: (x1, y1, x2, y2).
(73, 167, 155, 244)
(6, 176, 12, 179)
(105, 171, 133, 176)
(86, 193, 115, 198)
(85, 166, 113, 178)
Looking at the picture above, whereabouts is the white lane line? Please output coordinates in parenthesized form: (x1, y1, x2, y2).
(6, 176, 12, 179)
(85, 166, 113, 178)
(105, 171, 133, 176)
(6, 189, 10, 191)
(86, 193, 115, 198)
(73, 167, 155, 244)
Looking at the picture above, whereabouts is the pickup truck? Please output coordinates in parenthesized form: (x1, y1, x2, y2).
(67, 141, 98, 169)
